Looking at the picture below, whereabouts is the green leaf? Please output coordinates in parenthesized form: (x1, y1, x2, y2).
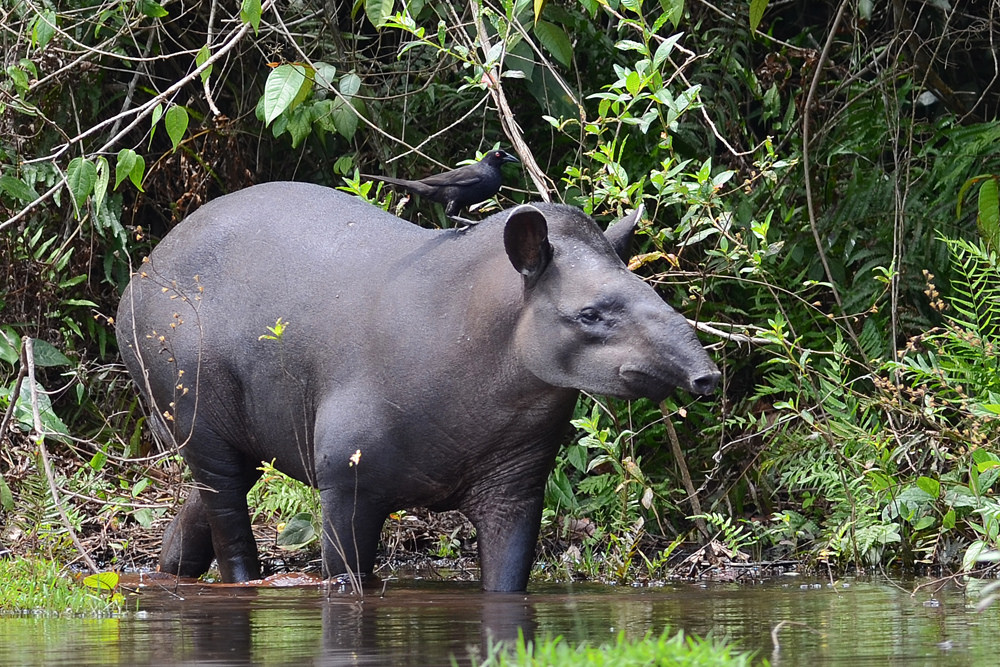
(66, 156, 97, 215)
(0, 175, 40, 203)
(661, 0, 684, 29)
(32, 9, 57, 49)
(0, 474, 13, 512)
(911, 515, 935, 531)
(365, 0, 394, 28)
(626, 70, 641, 97)
(94, 156, 109, 212)
(164, 106, 189, 152)
(749, 0, 768, 32)
(195, 45, 213, 83)
(277, 513, 318, 550)
(533, 20, 573, 68)
(916, 475, 940, 499)
(137, 0, 168, 19)
(115, 149, 137, 189)
(332, 98, 358, 140)
(943, 508, 956, 530)
(83, 571, 119, 592)
(0, 328, 18, 365)
(262, 64, 313, 126)
(339, 72, 362, 98)
(240, 0, 262, 33)
(30, 339, 72, 367)
(976, 177, 1000, 253)
(652, 33, 683, 70)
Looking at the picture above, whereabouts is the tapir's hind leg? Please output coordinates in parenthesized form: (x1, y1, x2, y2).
(159, 488, 216, 577)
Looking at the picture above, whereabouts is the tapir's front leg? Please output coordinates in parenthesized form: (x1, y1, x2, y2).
(466, 492, 545, 592)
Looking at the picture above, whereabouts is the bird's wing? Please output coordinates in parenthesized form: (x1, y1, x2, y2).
(418, 166, 484, 188)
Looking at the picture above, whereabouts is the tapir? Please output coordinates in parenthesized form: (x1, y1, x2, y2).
(116, 181, 720, 592)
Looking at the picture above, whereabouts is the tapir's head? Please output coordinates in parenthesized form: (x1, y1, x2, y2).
(504, 204, 720, 401)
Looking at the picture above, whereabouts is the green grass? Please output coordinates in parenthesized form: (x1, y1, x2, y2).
(0, 558, 125, 615)
(477, 628, 764, 666)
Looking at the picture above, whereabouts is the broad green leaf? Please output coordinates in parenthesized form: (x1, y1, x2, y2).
(277, 513, 317, 549)
(339, 72, 362, 98)
(195, 45, 213, 83)
(365, 0, 394, 28)
(652, 33, 684, 70)
(943, 508, 956, 530)
(137, 0, 168, 19)
(626, 70, 641, 97)
(262, 64, 313, 126)
(66, 156, 97, 215)
(0, 175, 40, 203)
(916, 475, 940, 499)
(332, 98, 358, 140)
(0, 327, 18, 365)
(7, 66, 29, 94)
(240, 0, 262, 33)
(83, 571, 119, 592)
(661, 0, 684, 29)
(129, 154, 146, 191)
(164, 106, 189, 152)
(30, 338, 72, 367)
(115, 149, 137, 189)
(963, 539, 990, 572)
(94, 156, 109, 212)
(32, 9, 57, 49)
(533, 20, 573, 68)
(977, 177, 1000, 253)
(749, 0, 768, 32)
(911, 515, 936, 531)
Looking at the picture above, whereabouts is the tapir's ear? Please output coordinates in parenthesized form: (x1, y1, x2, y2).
(504, 205, 551, 288)
(604, 203, 644, 263)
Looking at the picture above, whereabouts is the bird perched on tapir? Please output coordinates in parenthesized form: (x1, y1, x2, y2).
(363, 149, 520, 224)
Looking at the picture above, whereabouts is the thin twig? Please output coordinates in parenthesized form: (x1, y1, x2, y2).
(23, 337, 100, 575)
(662, 404, 709, 540)
(802, 0, 850, 311)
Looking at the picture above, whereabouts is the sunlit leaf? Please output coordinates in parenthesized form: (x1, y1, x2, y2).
(262, 64, 313, 126)
(83, 571, 119, 592)
(240, 0, 262, 33)
(195, 45, 213, 84)
(915, 475, 940, 499)
(534, 0, 546, 23)
(749, 0, 768, 32)
(164, 106, 189, 152)
(137, 0, 168, 19)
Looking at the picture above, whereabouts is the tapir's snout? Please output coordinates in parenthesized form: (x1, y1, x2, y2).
(687, 367, 721, 395)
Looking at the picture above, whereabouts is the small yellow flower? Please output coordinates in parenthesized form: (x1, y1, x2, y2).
(349, 449, 361, 467)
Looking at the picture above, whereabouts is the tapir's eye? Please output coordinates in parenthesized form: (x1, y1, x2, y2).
(578, 308, 603, 325)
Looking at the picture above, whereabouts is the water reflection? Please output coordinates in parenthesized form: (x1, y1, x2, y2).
(0, 576, 997, 665)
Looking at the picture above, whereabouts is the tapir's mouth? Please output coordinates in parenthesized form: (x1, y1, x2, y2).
(619, 363, 720, 398)
(618, 365, 677, 401)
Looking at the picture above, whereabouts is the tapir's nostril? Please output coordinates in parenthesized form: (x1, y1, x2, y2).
(691, 370, 721, 395)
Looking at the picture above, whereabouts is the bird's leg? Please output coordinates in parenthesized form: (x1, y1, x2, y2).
(449, 215, 479, 230)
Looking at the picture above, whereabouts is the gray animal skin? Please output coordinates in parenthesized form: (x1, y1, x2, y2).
(116, 181, 720, 592)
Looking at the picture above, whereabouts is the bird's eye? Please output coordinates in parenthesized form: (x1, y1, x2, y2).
(579, 308, 602, 325)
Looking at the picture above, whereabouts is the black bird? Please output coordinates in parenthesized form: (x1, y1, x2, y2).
(363, 149, 520, 222)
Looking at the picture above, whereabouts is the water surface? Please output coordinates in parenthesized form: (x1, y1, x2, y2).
(1, 575, 996, 665)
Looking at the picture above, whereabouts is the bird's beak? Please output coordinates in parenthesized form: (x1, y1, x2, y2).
(503, 153, 521, 164)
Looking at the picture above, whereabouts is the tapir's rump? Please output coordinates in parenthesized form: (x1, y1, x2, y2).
(117, 182, 719, 591)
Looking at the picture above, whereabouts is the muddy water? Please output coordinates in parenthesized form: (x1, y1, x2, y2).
(1, 575, 997, 666)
